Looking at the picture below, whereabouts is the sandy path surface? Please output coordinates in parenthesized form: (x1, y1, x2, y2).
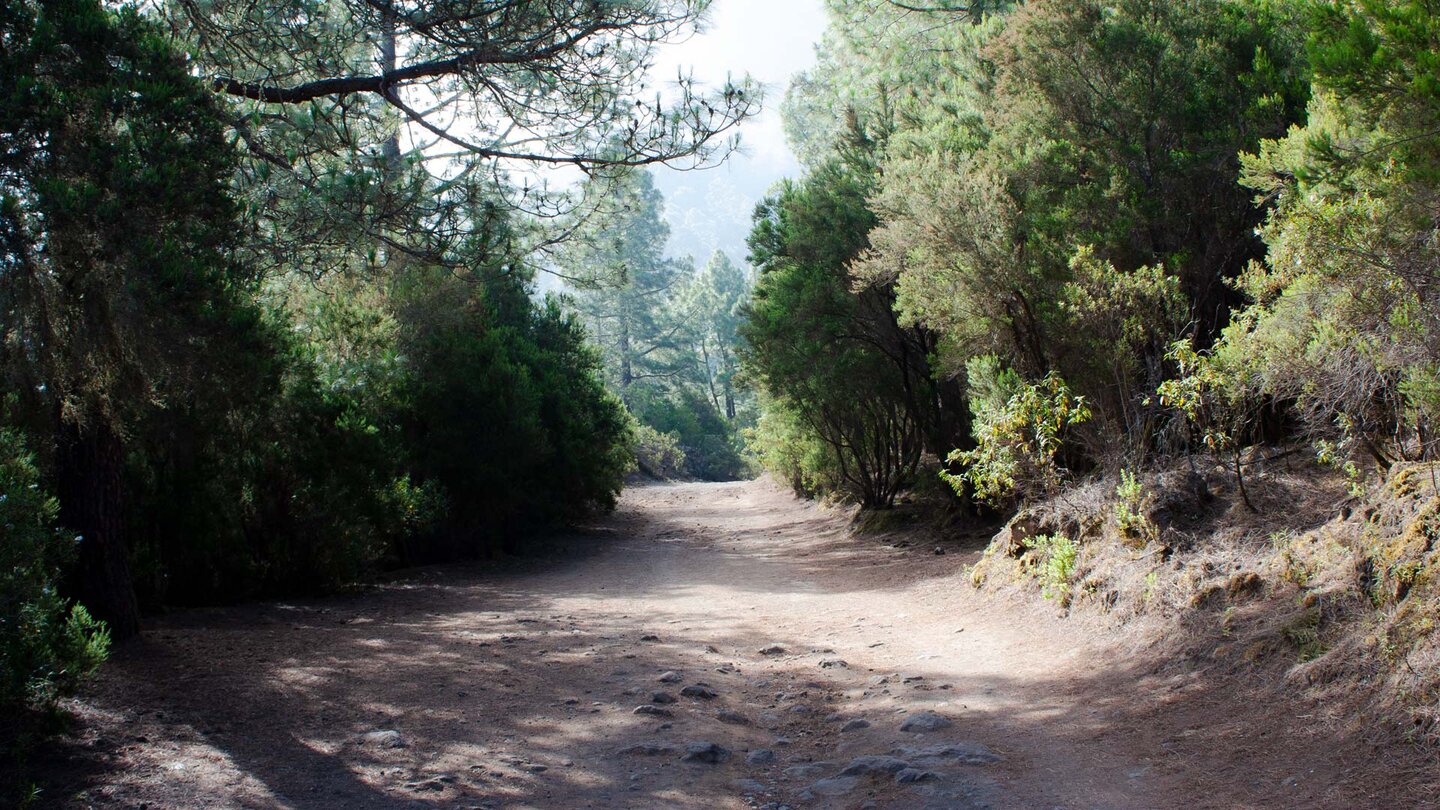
(46, 480, 1429, 809)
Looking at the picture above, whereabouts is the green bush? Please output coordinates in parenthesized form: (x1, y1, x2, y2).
(632, 424, 687, 480)
(398, 271, 632, 559)
(0, 426, 109, 716)
(628, 387, 749, 481)
(1113, 469, 1158, 544)
(1032, 533, 1079, 601)
(945, 370, 1091, 505)
(749, 396, 842, 498)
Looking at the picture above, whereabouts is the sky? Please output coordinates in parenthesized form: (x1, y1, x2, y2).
(647, 0, 830, 266)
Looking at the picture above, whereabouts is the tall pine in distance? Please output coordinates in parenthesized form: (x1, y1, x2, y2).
(564, 170, 755, 481)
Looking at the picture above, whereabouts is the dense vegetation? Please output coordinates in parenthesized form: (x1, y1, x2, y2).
(744, 0, 1440, 511)
(0, 0, 753, 738)
(564, 170, 756, 481)
(739, 0, 1440, 746)
(6, 0, 1440, 775)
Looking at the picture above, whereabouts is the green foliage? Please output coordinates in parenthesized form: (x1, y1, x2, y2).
(565, 173, 753, 482)
(0, 0, 641, 617)
(1183, 0, 1440, 472)
(1057, 247, 1189, 439)
(741, 154, 946, 509)
(945, 372, 1091, 505)
(1030, 533, 1079, 601)
(822, 0, 1309, 470)
(628, 386, 749, 481)
(748, 395, 844, 498)
(632, 424, 687, 481)
(0, 426, 108, 716)
(0, 0, 285, 635)
(399, 269, 632, 557)
(1113, 469, 1159, 544)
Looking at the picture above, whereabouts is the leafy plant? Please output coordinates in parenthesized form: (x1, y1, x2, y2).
(633, 424, 688, 480)
(0, 426, 109, 717)
(1030, 533, 1080, 601)
(1113, 469, 1159, 544)
(946, 372, 1091, 505)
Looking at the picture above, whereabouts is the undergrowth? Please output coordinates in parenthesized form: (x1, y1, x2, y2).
(967, 456, 1440, 747)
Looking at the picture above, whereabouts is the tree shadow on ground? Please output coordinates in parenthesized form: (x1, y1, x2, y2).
(28, 480, 1440, 809)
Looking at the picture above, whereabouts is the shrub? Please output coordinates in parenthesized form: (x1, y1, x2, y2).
(1031, 533, 1079, 601)
(633, 424, 687, 480)
(0, 426, 109, 717)
(945, 370, 1091, 505)
(1113, 469, 1159, 544)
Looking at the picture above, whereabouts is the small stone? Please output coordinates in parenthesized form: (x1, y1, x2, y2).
(657, 670, 683, 683)
(759, 645, 787, 656)
(786, 704, 813, 714)
(681, 684, 718, 700)
(933, 546, 946, 556)
(839, 755, 912, 777)
(640, 634, 661, 642)
(633, 704, 673, 717)
(808, 776, 861, 797)
(651, 691, 677, 704)
(818, 658, 848, 669)
(783, 763, 831, 780)
(841, 719, 871, 732)
(617, 742, 677, 756)
(900, 711, 953, 732)
(735, 778, 767, 793)
(894, 742, 1002, 765)
(717, 710, 750, 725)
(563, 697, 579, 705)
(895, 768, 938, 784)
(360, 730, 407, 749)
(746, 749, 777, 765)
(683, 742, 730, 764)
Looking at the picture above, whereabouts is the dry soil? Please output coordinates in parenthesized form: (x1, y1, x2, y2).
(37, 479, 1437, 808)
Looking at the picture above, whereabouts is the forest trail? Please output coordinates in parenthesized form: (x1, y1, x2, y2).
(54, 480, 1417, 809)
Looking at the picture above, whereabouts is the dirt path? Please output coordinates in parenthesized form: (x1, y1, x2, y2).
(44, 480, 1431, 808)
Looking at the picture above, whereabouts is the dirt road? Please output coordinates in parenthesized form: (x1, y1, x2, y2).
(47, 480, 1429, 808)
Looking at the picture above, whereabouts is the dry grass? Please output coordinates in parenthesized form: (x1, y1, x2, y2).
(969, 451, 1440, 749)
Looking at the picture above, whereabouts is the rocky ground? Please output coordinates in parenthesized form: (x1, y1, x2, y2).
(32, 479, 1435, 808)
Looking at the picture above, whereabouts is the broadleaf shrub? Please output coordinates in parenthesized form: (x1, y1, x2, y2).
(945, 371, 1091, 505)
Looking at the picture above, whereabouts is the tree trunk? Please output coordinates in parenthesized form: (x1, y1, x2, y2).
(379, 13, 401, 165)
(619, 322, 633, 388)
(58, 420, 141, 640)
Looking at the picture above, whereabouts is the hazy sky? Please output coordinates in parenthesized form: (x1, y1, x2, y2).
(648, 0, 830, 265)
